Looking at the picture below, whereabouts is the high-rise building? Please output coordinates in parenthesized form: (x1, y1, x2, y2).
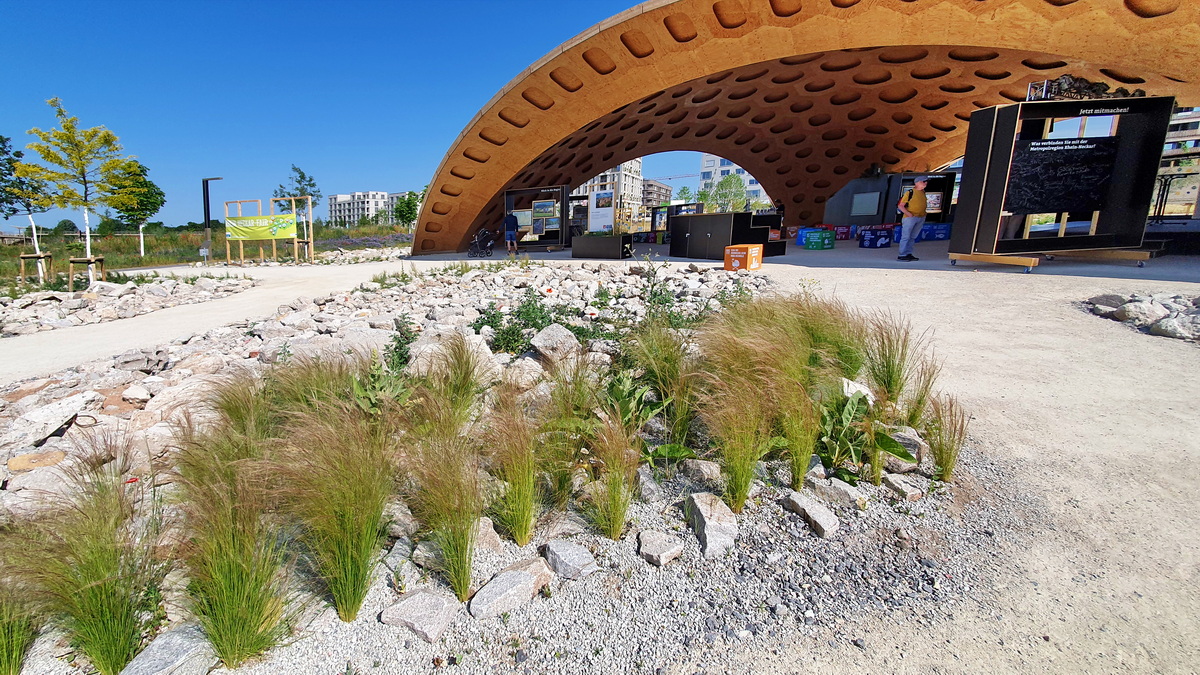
(642, 179, 672, 209)
(1158, 106, 1200, 218)
(698, 153, 770, 205)
(571, 159, 644, 210)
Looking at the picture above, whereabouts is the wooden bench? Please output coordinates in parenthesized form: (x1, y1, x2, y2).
(18, 252, 52, 282)
(67, 256, 106, 291)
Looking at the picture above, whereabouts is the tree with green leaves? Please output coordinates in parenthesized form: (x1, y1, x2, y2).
(274, 165, 320, 242)
(16, 98, 140, 282)
(54, 218, 78, 234)
(274, 165, 321, 211)
(391, 191, 421, 230)
(111, 161, 166, 257)
(710, 173, 748, 212)
(675, 185, 693, 203)
(1, 135, 53, 280)
(696, 187, 713, 212)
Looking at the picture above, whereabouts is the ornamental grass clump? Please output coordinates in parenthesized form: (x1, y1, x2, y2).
(274, 403, 395, 622)
(485, 384, 538, 546)
(903, 356, 942, 429)
(14, 436, 163, 675)
(863, 312, 928, 419)
(266, 355, 360, 417)
(926, 394, 970, 482)
(411, 332, 489, 438)
(177, 378, 291, 667)
(778, 383, 820, 490)
(584, 408, 640, 540)
(627, 317, 698, 445)
(539, 357, 601, 509)
(407, 432, 483, 602)
(0, 583, 37, 675)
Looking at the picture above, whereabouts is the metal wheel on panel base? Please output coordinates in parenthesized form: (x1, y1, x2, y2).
(1024, 266, 1033, 273)
(1137, 260, 1145, 268)
(950, 259, 957, 266)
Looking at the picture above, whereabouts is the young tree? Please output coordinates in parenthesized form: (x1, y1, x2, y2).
(2, 135, 54, 281)
(392, 191, 421, 229)
(710, 174, 748, 212)
(675, 185, 694, 203)
(111, 161, 166, 257)
(16, 98, 140, 282)
(696, 187, 713, 212)
(274, 165, 320, 241)
(274, 165, 321, 211)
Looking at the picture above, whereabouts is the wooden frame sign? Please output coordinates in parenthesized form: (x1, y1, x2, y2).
(223, 196, 314, 265)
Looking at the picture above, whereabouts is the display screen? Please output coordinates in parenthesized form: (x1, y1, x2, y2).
(850, 192, 879, 216)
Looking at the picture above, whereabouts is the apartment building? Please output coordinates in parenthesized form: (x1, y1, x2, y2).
(327, 191, 421, 225)
(698, 153, 770, 204)
(1158, 106, 1200, 217)
(642, 179, 672, 209)
(571, 159, 644, 210)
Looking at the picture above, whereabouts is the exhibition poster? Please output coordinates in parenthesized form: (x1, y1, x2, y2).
(514, 209, 533, 231)
(532, 200, 558, 219)
(588, 191, 614, 233)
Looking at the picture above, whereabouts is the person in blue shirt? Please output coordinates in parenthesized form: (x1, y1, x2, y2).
(503, 211, 519, 253)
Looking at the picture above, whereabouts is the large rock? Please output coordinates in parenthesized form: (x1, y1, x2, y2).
(841, 378, 876, 405)
(475, 516, 504, 553)
(882, 473, 927, 502)
(529, 324, 582, 363)
(782, 491, 840, 538)
(384, 500, 419, 538)
(468, 558, 552, 620)
(637, 530, 684, 566)
(804, 476, 869, 510)
(1087, 293, 1128, 308)
(1113, 301, 1169, 327)
(379, 589, 459, 643)
(884, 426, 929, 473)
(636, 465, 662, 502)
(504, 356, 545, 390)
(681, 459, 722, 485)
(540, 540, 598, 579)
(1150, 315, 1200, 340)
(118, 623, 217, 675)
(114, 348, 169, 374)
(686, 492, 738, 559)
(407, 330, 499, 384)
(0, 391, 103, 457)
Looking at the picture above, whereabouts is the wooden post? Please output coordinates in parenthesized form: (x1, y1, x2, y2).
(272, 239, 277, 261)
(259, 244, 264, 263)
(239, 240, 244, 265)
(225, 239, 231, 265)
(293, 237, 299, 261)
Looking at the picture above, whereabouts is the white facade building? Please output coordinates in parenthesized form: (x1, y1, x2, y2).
(327, 191, 419, 225)
(571, 159, 644, 210)
(327, 191, 391, 226)
(698, 153, 771, 205)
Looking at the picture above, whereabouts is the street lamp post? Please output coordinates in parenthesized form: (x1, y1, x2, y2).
(201, 177, 223, 262)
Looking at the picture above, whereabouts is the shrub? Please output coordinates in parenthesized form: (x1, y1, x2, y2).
(485, 384, 539, 546)
(274, 404, 395, 622)
(14, 437, 163, 675)
(816, 393, 868, 484)
(926, 394, 969, 482)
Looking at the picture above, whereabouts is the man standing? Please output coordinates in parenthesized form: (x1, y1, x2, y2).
(503, 210, 519, 254)
(896, 177, 927, 262)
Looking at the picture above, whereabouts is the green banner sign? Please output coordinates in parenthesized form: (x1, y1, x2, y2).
(225, 214, 297, 240)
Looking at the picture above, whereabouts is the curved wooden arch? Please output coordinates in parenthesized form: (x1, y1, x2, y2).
(416, 0, 1200, 253)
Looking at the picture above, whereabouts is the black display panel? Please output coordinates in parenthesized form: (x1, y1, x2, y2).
(1004, 137, 1119, 214)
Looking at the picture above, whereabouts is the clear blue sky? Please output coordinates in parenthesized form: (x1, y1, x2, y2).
(0, 0, 703, 232)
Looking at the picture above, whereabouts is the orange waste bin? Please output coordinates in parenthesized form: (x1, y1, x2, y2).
(724, 244, 763, 271)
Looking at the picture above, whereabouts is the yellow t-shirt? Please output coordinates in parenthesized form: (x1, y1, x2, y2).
(902, 189, 927, 217)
